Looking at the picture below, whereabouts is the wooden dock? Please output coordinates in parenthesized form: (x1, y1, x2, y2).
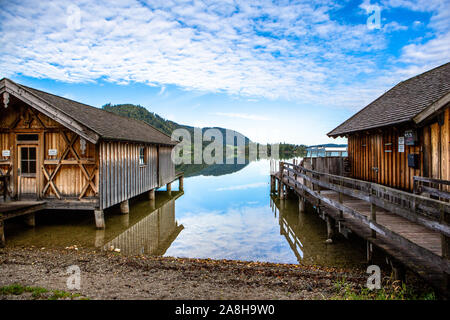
(271, 161, 450, 297)
(0, 201, 46, 247)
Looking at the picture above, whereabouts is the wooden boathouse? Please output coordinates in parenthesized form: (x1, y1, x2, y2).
(271, 62, 450, 296)
(0, 78, 183, 243)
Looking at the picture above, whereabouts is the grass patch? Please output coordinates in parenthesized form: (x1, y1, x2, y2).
(0, 284, 88, 300)
(332, 277, 436, 300)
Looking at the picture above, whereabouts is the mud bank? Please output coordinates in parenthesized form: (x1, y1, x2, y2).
(0, 247, 406, 300)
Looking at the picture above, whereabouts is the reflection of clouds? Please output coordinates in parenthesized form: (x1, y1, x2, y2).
(164, 206, 297, 263)
(215, 182, 266, 191)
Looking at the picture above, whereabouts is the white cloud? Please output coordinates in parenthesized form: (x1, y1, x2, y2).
(215, 182, 267, 191)
(0, 0, 448, 112)
(214, 112, 270, 121)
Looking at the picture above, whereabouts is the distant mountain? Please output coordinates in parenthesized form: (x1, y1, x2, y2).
(102, 103, 250, 146)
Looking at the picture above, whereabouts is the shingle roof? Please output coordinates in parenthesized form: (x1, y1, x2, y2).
(6, 80, 177, 146)
(328, 62, 450, 137)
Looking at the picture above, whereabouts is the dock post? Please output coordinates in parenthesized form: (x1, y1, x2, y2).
(0, 220, 5, 248)
(120, 200, 129, 215)
(366, 241, 373, 263)
(149, 189, 155, 200)
(338, 180, 344, 218)
(179, 176, 184, 192)
(280, 183, 285, 200)
(24, 213, 36, 227)
(94, 209, 105, 229)
(167, 182, 172, 195)
(326, 215, 335, 243)
(298, 196, 305, 213)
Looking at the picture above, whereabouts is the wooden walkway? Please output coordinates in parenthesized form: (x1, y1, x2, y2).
(0, 201, 46, 247)
(271, 162, 450, 297)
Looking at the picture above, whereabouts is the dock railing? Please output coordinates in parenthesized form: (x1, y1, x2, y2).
(278, 162, 450, 261)
(413, 176, 450, 201)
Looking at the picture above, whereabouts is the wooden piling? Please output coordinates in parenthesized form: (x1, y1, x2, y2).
(179, 176, 184, 192)
(120, 200, 129, 215)
(94, 209, 105, 229)
(167, 182, 172, 195)
(326, 215, 335, 243)
(148, 189, 155, 200)
(366, 241, 373, 263)
(298, 196, 305, 213)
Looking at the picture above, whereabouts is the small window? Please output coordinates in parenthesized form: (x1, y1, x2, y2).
(21, 147, 37, 174)
(139, 147, 147, 165)
(17, 134, 39, 141)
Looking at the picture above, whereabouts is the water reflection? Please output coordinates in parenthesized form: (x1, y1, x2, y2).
(271, 196, 366, 266)
(5, 191, 184, 253)
(5, 159, 366, 267)
(103, 194, 184, 255)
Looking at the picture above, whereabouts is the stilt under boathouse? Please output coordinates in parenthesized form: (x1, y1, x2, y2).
(0, 78, 184, 245)
(271, 62, 450, 296)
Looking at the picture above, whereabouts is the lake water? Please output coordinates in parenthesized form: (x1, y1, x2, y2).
(4, 159, 366, 267)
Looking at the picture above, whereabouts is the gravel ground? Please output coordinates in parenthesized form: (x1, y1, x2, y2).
(0, 247, 370, 300)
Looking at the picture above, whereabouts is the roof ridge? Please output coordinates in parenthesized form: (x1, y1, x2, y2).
(14, 80, 174, 142)
(328, 62, 450, 137)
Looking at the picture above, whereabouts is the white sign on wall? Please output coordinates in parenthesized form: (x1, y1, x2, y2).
(48, 149, 58, 156)
(398, 136, 405, 153)
(2, 150, 10, 157)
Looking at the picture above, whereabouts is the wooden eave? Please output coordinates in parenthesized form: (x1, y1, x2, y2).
(0, 78, 100, 144)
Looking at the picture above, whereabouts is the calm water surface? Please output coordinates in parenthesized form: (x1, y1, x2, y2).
(5, 159, 366, 267)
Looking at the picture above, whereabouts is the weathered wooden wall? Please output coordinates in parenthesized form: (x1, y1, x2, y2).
(0, 98, 99, 200)
(303, 157, 347, 176)
(347, 106, 449, 191)
(158, 146, 176, 186)
(103, 197, 180, 255)
(99, 141, 158, 210)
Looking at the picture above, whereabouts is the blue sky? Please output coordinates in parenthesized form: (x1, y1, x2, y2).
(1, 0, 449, 145)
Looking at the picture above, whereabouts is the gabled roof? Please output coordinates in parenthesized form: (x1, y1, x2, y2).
(0, 78, 177, 146)
(328, 62, 450, 137)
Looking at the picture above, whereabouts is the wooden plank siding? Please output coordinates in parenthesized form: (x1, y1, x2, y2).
(99, 141, 158, 210)
(347, 106, 449, 192)
(158, 146, 176, 186)
(0, 100, 99, 200)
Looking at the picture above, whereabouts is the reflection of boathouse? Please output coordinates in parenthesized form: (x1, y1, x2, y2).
(103, 192, 184, 255)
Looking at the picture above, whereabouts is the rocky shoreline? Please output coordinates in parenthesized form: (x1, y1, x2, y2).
(0, 246, 372, 300)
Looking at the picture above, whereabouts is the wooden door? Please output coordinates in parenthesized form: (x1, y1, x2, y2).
(18, 145, 38, 199)
(370, 135, 380, 183)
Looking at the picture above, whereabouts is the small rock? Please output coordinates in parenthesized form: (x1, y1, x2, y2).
(324, 239, 333, 244)
(114, 248, 121, 253)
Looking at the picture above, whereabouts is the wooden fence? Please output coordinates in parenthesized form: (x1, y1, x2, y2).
(279, 162, 450, 262)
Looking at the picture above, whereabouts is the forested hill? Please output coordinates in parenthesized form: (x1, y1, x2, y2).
(102, 103, 250, 145)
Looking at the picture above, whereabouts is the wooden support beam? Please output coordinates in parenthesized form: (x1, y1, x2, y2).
(367, 241, 373, 264)
(179, 176, 184, 192)
(326, 215, 335, 243)
(167, 182, 172, 194)
(298, 196, 305, 213)
(94, 209, 105, 229)
(149, 189, 155, 200)
(120, 200, 129, 215)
